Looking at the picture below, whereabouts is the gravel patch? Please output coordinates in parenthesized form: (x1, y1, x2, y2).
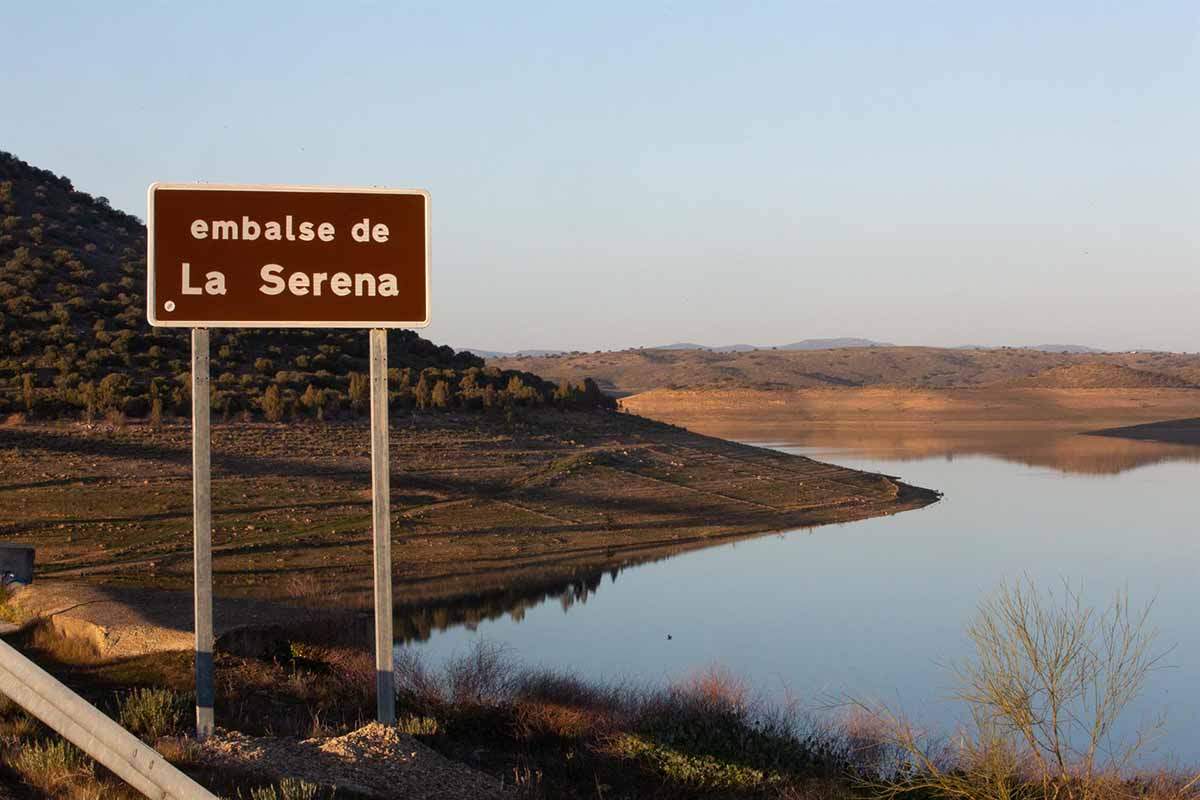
(201, 723, 509, 799)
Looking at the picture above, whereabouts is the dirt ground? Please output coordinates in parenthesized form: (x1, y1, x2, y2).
(0, 410, 936, 649)
(200, 723, 508, 799)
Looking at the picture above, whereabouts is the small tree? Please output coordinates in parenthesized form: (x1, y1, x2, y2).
(392, 367, 414, 408)
(149, 396, 163, 429)
(149, 381, 163, 430)
(319, 389, 338, 419)
(171, 385, 188, 416)
(21, 373, 34, 413)
(504, 375, 532, 405)
(414, 374, 432, 411)
(314, 388, 328, 421)
(582, 377, 613, 409)
(300, 384, 319, 417)
(348, 372, 369, 415)
(431, 379, 450, 410)
(80, 381, 97, 424)
(262, 383, 285, 422)
(97, 373, 129, 412)
(553, 380, 579, 407)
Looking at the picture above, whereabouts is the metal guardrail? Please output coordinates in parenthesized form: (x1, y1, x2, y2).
(0, 637, 219, 799)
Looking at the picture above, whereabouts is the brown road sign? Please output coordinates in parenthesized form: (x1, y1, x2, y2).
(147, 184, 430, 328)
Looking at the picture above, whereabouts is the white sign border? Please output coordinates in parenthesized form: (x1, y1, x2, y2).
(146, 183, 431, 329)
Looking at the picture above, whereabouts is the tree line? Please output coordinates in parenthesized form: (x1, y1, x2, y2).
(5, 364, 614, 423)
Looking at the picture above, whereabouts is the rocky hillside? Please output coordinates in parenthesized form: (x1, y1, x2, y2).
(0, 152, 612, 419)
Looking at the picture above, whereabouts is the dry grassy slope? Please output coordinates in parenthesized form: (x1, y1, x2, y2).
(491, 347, 1200, 395)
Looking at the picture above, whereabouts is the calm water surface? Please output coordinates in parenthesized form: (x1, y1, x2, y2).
(403, 429, 1200, 760)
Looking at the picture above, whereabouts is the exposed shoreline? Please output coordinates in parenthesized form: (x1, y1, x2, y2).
(620, 386, 1200, 429)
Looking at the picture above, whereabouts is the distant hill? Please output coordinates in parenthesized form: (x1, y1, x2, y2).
(491, 346, 1200, 396)
(653, 338, 890, 352)
(654, 343, 759, 352)
(657, 342, 710, 351)
(1029, 344, 1106, 354)
(957, 344, 1107, 354)
(0, 152, 613, 419)
(779, 338, 891, 350)
(462, 348, 569, 359)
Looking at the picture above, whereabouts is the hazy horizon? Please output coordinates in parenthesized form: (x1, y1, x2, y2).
(6, 2, 1197, 353)
(454, 339, 1193, 356)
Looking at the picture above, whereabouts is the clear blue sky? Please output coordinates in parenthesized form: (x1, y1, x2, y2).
(5, 2, 1198, 352)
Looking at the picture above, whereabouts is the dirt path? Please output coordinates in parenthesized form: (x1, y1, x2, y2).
(5, 581, 358, 659)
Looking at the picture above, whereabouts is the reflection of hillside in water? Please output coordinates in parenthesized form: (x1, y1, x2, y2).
(392, 514, 830, 644)
(730, 426, 1200, 476)
(394, 567, 627, 645)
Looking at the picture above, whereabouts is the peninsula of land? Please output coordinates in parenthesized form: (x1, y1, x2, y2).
(0, 410, 937, 656)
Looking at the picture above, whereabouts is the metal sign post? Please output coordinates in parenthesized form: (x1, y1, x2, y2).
(192, 328, 215, 739)
(369, 329, 395, 723)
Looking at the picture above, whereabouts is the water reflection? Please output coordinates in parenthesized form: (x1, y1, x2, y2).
(394, 570, 613, 644)
(706, 425, 1200, 475)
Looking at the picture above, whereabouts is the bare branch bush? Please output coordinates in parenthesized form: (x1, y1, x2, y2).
(860, 577, 1194, 800)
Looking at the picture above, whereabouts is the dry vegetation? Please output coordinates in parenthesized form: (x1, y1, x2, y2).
(860, 579, 1197, 800)
(2, 578, 1195, 799)
(0, 623, 363, 798)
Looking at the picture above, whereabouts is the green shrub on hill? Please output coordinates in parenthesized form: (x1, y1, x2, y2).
(0, 152, 614, 419)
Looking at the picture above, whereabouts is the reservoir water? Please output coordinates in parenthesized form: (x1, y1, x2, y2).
(402, 427, 1200, 761)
